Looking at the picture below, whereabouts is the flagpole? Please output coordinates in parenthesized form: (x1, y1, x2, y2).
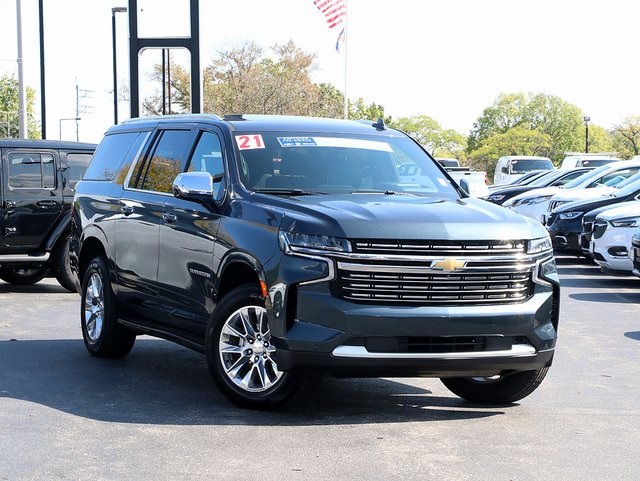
(343, 0, 348, 119)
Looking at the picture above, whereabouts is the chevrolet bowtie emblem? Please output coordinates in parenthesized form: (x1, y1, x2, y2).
(431, 258, 467, 271)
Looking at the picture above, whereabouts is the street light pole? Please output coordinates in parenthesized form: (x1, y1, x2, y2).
(583, 116, 590, 153)
(112, 7, 127, 125)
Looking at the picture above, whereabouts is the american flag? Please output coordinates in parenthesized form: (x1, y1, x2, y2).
(314, 0, 347, 30)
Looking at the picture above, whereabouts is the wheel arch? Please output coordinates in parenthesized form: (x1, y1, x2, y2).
(216, 251, 266, 302)
(78, 236, 108, 288)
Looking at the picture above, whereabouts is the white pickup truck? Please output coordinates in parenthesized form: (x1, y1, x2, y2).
(435, 158, 489, 197)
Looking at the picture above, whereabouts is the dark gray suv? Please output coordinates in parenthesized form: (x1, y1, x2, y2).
(71, 114, 559, 409)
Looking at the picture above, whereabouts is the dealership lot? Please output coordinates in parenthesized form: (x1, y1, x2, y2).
(1, 255, 639, 481)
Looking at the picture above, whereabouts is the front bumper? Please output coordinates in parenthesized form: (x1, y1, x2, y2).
(547, 218, 583, 253)
(591, 226, 635, 272)
(271, 278, 559, 378)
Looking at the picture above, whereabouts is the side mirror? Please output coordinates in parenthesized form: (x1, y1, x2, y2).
(173, 171, 220, 203)
(501, 166, 508, 173)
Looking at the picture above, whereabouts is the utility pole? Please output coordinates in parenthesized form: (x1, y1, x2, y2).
(75, 81, 94, 141)
(16, 0, 28, 138)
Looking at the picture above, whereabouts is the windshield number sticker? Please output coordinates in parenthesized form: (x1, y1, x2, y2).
(236, 135, 265, 150)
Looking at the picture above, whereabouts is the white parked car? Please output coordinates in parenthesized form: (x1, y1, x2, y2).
(559, 153, 620, 169)
(493, 155, 554, 185)
(504, 160, 640, 222)
(590, 202, 640, 272)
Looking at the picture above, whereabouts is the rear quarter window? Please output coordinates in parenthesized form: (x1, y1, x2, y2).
(83, 132, 146, 182)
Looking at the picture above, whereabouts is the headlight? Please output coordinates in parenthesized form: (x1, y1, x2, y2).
(610, 218, 639, 228)
(558, 211, 582, 220)
(279, 231, 352, 254)
(515, 195, 553, 206)
(527, 236, 553, 254)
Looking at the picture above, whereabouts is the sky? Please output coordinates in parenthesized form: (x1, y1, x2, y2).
(2, 0, 640, 144)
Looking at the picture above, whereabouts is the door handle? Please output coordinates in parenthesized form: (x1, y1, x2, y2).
(36, 200, 58, 208)
(5, 201, 17, 210)
(121, 205, 134, 216)
(162, 212, 177, 223)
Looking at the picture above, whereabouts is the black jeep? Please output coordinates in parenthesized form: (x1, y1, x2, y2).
(0, 139, 96, 290)
(71, 114, 559, 409)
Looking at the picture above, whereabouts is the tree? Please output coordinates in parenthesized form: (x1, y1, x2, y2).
(468, 126, 551, 180)
(467, 92, 588, 163)
(0, 74, 40, 139)
(391, 115, 467, 160)
(142, 39, 388, 121)
(611, 116, 640, 158)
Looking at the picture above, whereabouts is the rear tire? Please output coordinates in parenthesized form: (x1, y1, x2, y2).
(441, 367, 549, 404)
(205, 284, 315, 410)
(0, 265, 49, 285)
(80, 256, 136, 358)
(53, 235, 76, 292)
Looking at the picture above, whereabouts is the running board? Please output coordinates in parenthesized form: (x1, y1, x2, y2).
(0, 253, 50, 263)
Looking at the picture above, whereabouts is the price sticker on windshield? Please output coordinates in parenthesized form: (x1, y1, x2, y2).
(235, 134, 265, 150)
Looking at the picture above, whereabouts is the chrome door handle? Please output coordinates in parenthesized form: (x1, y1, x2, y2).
(121, 205, 134, 215)
(5, 201, 17, 210)
(162, 212, 177, 223)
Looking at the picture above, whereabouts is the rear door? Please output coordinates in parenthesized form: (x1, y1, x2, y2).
(1, 148, 63, 248)
(116, 126, 196, 322)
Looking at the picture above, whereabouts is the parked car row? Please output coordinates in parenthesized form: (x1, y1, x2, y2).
(483, 160, 640, 279)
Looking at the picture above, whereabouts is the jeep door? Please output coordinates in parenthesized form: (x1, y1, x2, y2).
(116, 127, 196, 322)
(1, 148, 63, 248)
(158, 129, 225, 337)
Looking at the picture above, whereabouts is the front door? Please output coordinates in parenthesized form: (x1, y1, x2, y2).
(1, 149, 63, 248)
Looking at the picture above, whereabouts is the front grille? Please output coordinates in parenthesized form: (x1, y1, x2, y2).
(548, 200, 569, 212)
(593, 221, 608, 239)
(351, 239, 526, 257)
(582, 219, 594, 234)
(332, 239, 536, 306)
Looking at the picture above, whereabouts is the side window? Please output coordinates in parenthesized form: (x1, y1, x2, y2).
(139, 130, 192, 193)
(187, 131, 225, 200)
(65, 153, 94, 192)
(8, 152, 55, 189)
(84, 132, 145, 181)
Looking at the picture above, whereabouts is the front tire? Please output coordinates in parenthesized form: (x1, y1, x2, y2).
(53, 235, 76, 292)
(205, 284, 313, 410)
(0, 265, 49, 285)
(80, 256, 136, 358)
(441, 367, 549, 404)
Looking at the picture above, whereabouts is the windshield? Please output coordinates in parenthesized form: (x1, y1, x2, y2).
(509, 158, 553, 174)
(562, 163, 618, 189)
(579, 158, 615, 167)
(612, 174, 640, 197)
(235, 132, 459, 198)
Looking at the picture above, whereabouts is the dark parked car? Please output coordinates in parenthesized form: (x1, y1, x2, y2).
(631, 228, 640, 278)
(546, 176, 640, 255)
(484, 167, 593, 205)
(71, 114, 559, 409)
(0, 139, 96, 290)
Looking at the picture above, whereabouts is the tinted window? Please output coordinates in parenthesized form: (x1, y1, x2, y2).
(187, 131, 225, 200)
(8, 152, 55, 189)
(509, 159, 554, 174)
(84, 132, 145, 181)
(65, 153, 93, 192)
(139, 130, 192, 193)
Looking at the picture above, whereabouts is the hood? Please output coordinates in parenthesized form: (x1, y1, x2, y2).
(550, 186, 616, 202)
(507, 186, 561, 203)
(596, 201, 640, 221)
(272, 193, 547, 240)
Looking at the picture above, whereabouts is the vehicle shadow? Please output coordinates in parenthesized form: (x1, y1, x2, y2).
(0, 339, 505, 425)
(0, 281, 71, 295)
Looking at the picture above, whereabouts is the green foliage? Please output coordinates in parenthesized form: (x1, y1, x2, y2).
(468, 126, 551, 180)
(391, 115, 467, 160)
(468, 92, 585, 162)
(611, 116, 640, 158)
(0, 74, 40, 139)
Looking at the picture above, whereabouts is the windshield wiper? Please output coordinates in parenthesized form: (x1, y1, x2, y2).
(253, 188, 328, 196)
(350, 189, 421, 196)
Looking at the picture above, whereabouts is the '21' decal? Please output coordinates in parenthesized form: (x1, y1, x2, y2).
(235, 134, 265, 150)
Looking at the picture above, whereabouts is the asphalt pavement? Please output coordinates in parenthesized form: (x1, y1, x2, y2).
(1, 256, 639, 481)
